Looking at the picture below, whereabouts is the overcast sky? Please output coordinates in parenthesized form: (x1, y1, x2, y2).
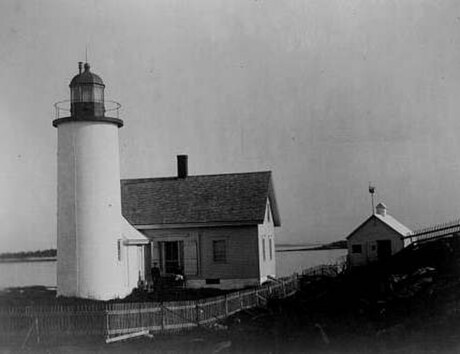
(2, 0, 460, 252)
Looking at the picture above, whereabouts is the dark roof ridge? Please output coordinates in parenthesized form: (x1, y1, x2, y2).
(121, 170, 272, 184)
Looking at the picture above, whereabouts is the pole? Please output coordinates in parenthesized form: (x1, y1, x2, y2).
(371, 193, 374, 215)
(369, 183, 375, 215)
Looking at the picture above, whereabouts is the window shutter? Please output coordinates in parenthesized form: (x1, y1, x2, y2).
(184, 239, 198, 276)
(151, 242, 160, 267)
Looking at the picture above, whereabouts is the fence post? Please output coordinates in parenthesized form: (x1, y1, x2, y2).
(224, 295, 228, 316)
(35, 317, 40, 344)
(105, 307, 110, 339)
(161, 303, 165, 332)
(195, 300, 200, 326)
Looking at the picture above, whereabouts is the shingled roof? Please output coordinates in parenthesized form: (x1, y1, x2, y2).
(121, 171, 281, 227)
(346, 213, 412, 240)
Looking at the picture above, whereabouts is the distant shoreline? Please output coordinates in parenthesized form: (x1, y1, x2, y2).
(276, 240, 347, 252)
(276, 246, 346, 252)
(0, 241, 347, 261)
(0, 257, 56, 263)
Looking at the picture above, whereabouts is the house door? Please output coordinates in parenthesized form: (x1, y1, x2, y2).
(160, 241, 184, 274)
(377, 240, 392, 261)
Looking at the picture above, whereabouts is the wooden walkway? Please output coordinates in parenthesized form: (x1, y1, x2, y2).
(404, 219, 460, 245)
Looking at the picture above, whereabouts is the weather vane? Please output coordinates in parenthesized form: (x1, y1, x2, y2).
(369, 182, 375, 215)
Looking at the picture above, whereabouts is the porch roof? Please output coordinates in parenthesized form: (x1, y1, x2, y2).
(121, 171, 281, 227)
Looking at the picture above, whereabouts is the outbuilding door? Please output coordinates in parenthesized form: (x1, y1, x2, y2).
(377, 240, 392, 261)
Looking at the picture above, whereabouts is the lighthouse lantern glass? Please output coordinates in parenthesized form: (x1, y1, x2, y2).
(81, 86, 92, 102)
(93, 86, 104, 103)
(70, 86, 78, 102)
(71, 85, 104, 103)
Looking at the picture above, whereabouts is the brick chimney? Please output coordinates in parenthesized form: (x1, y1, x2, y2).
(177, 155, 188, 178)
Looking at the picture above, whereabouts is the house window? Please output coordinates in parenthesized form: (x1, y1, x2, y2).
(269, 239, 273, 260)
(117, 239, 122, 261)
(262, 238, 266, 261)
(352, 244, 362, 254)
(213, 240, 226, 263)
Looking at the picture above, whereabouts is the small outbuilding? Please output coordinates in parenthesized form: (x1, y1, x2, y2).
(346, 203, 412, 267)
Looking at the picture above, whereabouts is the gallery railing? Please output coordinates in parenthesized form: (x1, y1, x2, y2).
(53, 99, 122, 119)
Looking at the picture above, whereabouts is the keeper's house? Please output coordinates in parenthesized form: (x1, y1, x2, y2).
(346, 203, 412, 267)
(121, 156, 280, 290)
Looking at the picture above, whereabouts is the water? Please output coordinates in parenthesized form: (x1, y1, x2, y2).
(276, 249, 347, 277)
(0, 249, 347, 288)
(0, 261, 56, 289)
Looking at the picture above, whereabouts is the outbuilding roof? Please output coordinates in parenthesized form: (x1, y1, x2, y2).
(374, 213, 412, 236)
(346, 213, 412, 240)
(121, 171, 280, 227)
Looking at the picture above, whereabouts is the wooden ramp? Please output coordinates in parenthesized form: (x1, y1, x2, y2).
(390, 225, 460, 275)
(404, 219, 460, 245)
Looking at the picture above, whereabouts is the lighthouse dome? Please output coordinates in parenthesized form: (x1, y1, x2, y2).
(53, 62, 123, 128)
(69, 62, 104, 87)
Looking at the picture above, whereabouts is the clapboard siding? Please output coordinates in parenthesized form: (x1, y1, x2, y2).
(199, 226, 260, 280)
(143, 226, 260, 284)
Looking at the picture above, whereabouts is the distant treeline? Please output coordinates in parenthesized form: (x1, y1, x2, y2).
(0, 249, 56, 260)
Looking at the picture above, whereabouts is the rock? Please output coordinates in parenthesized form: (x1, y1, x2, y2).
(212, 340, 232, 353)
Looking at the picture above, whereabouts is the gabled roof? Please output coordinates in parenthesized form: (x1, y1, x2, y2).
(346, 213, 412, 240)
(374, 213, 412, 236)
(121, 171, 281, 227)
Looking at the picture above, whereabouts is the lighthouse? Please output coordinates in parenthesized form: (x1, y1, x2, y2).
(53, 62, 130, 300)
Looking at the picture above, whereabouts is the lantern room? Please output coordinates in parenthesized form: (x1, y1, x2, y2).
(69, 62, 105, 118)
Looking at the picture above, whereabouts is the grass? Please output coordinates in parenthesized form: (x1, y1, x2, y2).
(0, 285, 233, 307)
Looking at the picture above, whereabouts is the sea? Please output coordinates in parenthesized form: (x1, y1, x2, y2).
(0, 248, 347, 289)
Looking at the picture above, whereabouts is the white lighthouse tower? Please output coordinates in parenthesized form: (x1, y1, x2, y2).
(53, 62, 130, 300)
